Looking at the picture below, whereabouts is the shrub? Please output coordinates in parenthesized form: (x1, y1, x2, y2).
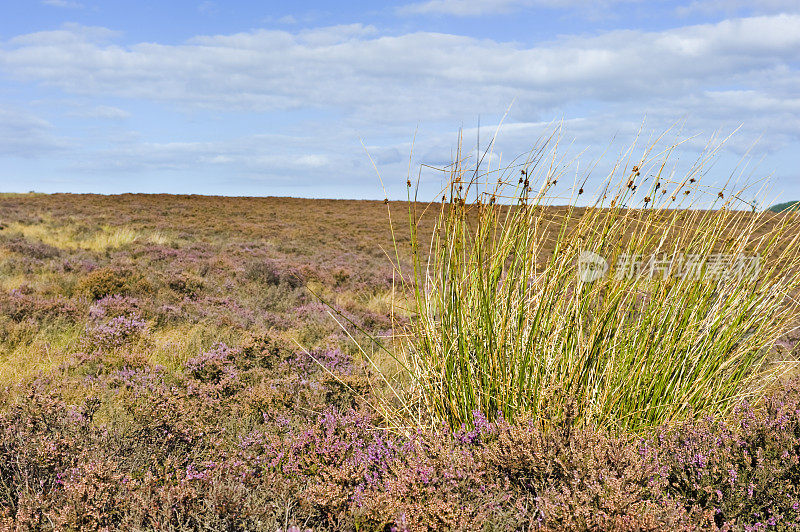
(246, 258, 305, 289)
(2, 237, 61, 259)
(654, 383, 800, 528)
(77, 267, 134, 299)
(168, 271, 204, 299)
(239, 332, 296, 369)
(2, 357, 800, 529)
(0, 389, 104, 525)
(0, 290, 79, 322)
(185, 343, 242, 398)
(82, 314, 148, 351)
(87, 294, 141, 320)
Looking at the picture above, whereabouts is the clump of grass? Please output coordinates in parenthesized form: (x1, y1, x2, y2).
(383, 128, 800, 431)
(147, 231, 171, 246)
(77, 267, 149, 300)
(85, 226, 138, 251)
(0, 320, 84, 385)
(145, 322, 240, 371)
(4, 220, 141, 252)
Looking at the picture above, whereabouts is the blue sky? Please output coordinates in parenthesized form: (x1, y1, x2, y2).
(0, 1, 798, 203)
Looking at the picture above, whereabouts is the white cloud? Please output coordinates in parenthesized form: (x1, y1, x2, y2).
(41, 0, 84, 8)
(277, 15, 297, 25)
(397, 0, 635, 16)
(398, 0, 531, 16)
(0, 107, 69, 157)
(398, 0, 798, 18)
(0, 17, 796, 123)
(66, 134, 342, 176)
(677, 0, 800, 16)
(9, 23, 120, 46)
(0, 15, 798, 197)
(67, 105, 131, 119)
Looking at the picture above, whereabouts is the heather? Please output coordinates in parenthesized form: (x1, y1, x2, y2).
(2, 348, 800, 530)
(1, 189, 800, 530)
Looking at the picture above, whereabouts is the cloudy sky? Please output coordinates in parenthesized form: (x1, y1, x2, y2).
(0, 1, 798, 202)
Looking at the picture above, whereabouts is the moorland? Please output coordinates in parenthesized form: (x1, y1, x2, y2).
(1, 188, 800, 531)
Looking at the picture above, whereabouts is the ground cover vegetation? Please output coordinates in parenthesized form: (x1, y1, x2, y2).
(1, 131, 800, 530)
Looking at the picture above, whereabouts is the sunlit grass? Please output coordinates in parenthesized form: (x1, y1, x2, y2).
(148, 230, 171, 246)
(367, 127, 800, 432)
(0, 321, 84, 386)
(4, 220, 171, 252)
(0, 273, 29, 292)
(145, 322, 239, 371)
(362, 289, 405, 316)
(329, 288, 413, 320)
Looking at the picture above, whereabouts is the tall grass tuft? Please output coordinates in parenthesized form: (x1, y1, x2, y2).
(4, 221, 139, 252)
(385, 128, 800, 431)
